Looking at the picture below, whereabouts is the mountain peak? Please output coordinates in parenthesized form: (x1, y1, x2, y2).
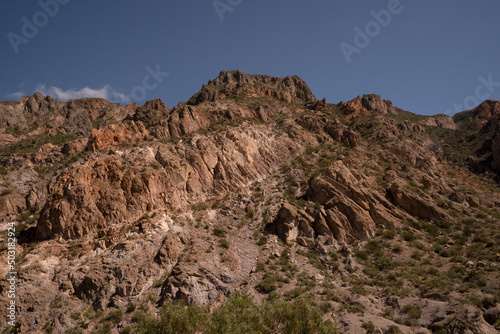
(452, 99, 500, 132)
(339, 94, 399, 115)
(188, 69, 316, 105)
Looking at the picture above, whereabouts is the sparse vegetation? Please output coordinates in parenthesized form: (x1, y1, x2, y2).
(0, 134, 79, 154)
(136, 294, 337, 334)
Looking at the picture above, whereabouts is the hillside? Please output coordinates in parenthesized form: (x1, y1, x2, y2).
(1, 70, 499, 333)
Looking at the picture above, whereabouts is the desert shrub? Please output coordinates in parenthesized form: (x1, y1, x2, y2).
(391, 245, 403, 254)
(355, 250, 369, 261)
(219, 238, 230, 249)
(101, 309, 123, 325)
(150, 161, 162, 169)
(411, 251, 422, 260)
(191, 202, 208, 211)
(257, 236, 267, 246)
(361, 320, 376, 333)
(257, 274, 279, 294)
(375, 256, 394, 271)
(0, 134, 79, 154)
(383, 230, 396, 240)
(402, 232, 416, 242)
(213, 227, 226, 237)
(285, 287, 304, 301)
(136, 294, 337, 334)
(385, 325, 403, 334)
(402, 304, 422, 319)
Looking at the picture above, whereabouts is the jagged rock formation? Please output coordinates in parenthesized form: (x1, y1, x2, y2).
(339, 94, 399, 115)
(0, 70, 499, 334)
(188, 69, 317, 105)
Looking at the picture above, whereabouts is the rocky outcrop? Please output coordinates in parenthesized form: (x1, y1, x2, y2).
(61, 138, 88, 156)
(270, 160, 406, 245)
(361, 94, 397, 114)
(71, 229, 178, 310)
(0, 94, 134, 139)
(34, 126, 290, 240)
(306, 161, 398, 242)
(492, 123, 500, 173)
(159, 264, 236, 306)
(296, 115, 361, 148)
(188, 69, 317, 105)
(268, 202, 315, 244)
(307, 97, 328, 112)
(0, 93, 62, 130)
(453, 100, 500, 131)
(483, 307, 500, 326)
(86, 121, 149, 151)
(340, 94, 398, 115)
(421, 115, 458, 130)
(0, 193, 25, 215)
(387, 179, 446, 220)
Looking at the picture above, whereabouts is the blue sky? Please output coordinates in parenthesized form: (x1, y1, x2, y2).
(1, 0, 499, 116)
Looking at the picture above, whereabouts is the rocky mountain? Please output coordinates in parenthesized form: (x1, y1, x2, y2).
(0, 70, 499, 333)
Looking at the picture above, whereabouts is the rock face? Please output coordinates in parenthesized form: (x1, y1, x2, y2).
(269, 160, 412, 246)
(0, 94, 132, 137)
(483, 307, 500, 326)
(492, 121, 500, 173)
(387, 179, 446, 220)
(0, 93, 63, 130)
(296, 116, 361, 148)
(421, 115, 458, 130)
(1, 70, 500, 334)
(340, 94, 398, 115)
(188, 69, 317, 105)
(269, 202, 315, 244)
(451, 100, 500, 175)
(306, 161, 397, 242)
(453, 100, 500, 131)
(86, 121, 149, 151)
(34, 126, 290, 240)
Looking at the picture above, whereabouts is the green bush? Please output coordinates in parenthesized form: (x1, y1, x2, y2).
(361, 320, 376, 333)
(0, 134, 79, 154)
(375, 256, 394, 271)
(136, 294, 337, 334)
(101, 309, 123, 325)
(219, 238, 230, 249)
(191, 202, 208, 211)
(213, 227, 226, 237)
(402, 232, 416, 242)
(257, 274, 279, 294)
(402, 304, 422, 320)
(385, 325, 403, 334)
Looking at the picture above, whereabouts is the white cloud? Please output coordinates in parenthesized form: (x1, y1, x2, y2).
(34, 84, 128, 102)
(5, 91, 26, 100)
